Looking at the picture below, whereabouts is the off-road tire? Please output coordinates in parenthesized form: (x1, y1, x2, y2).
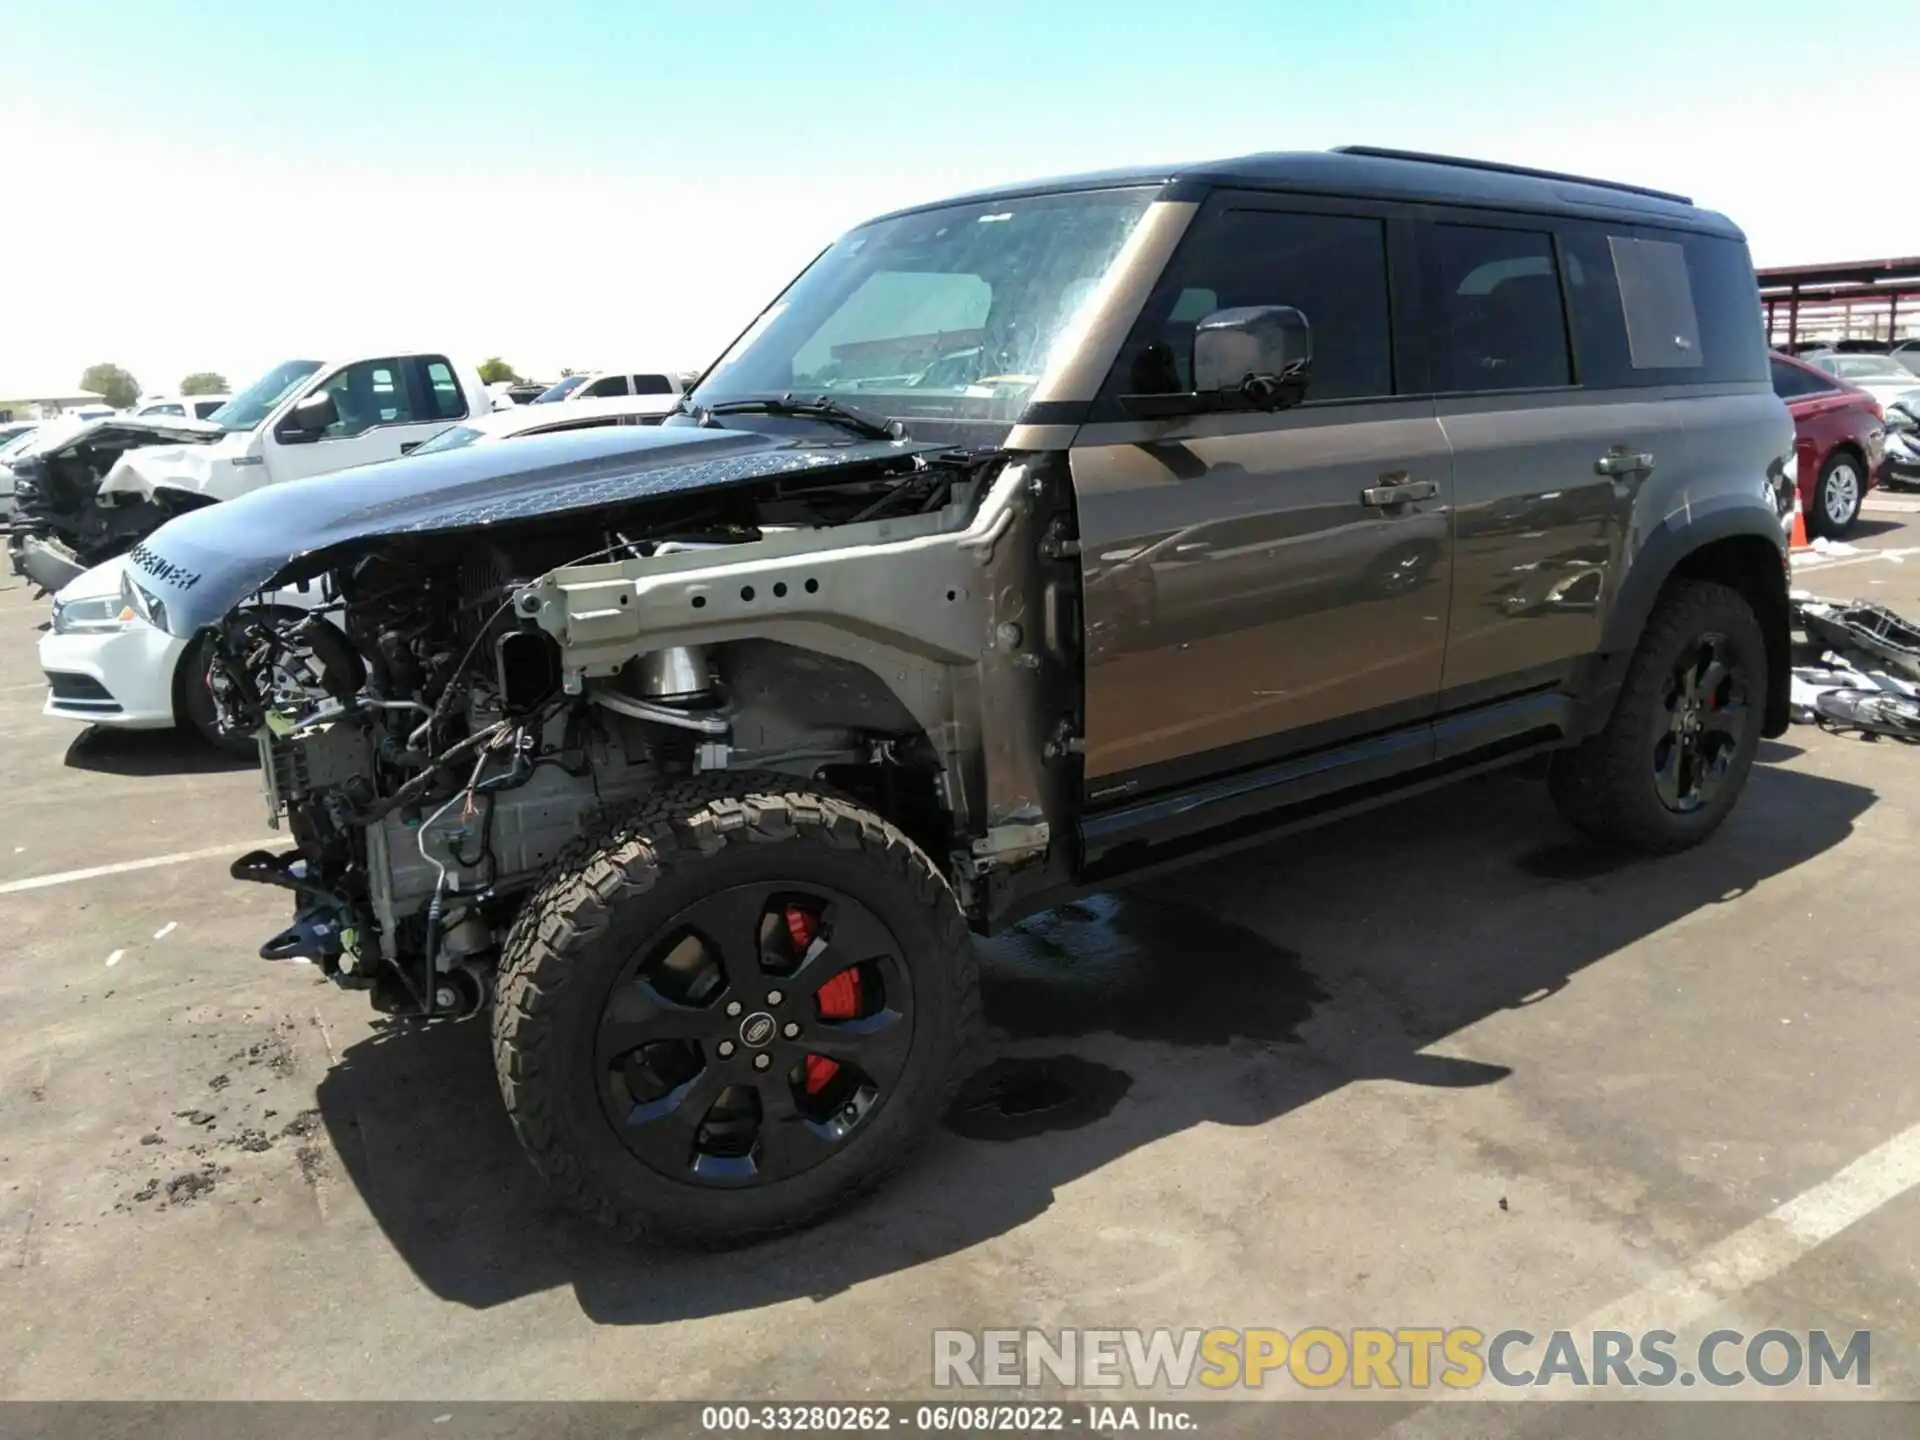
(1811, 451, 1865, 539)
(492, 773, 979, 1248)
(1548, 579, 1767, 852)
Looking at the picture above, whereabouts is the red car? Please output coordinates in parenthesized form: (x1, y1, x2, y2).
(1771, 350, 1885, 537)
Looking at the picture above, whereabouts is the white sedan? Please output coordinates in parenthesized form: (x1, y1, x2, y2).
(41, 555, 328, 751)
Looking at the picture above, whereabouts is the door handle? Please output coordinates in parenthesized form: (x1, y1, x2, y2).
(400, 441, 422, 454)
(1361, 476, 1439, 508)
(1595, 449, 1654, 478)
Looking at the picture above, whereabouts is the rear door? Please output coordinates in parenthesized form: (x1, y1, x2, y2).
(1070, 193, 1453, 796)
(1427, 217, 1674, 707)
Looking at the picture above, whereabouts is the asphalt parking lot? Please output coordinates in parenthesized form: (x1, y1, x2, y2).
(2, 506, 1918, 1420)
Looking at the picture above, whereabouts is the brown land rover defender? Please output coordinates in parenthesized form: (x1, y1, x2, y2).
(129, 146, 1794, 1245)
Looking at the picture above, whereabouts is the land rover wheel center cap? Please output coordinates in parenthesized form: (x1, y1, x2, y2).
(739, 1012, 777, 1048)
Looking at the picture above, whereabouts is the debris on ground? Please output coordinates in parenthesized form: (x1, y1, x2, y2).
(164, 1167, 223, 1205)
(1788, 595, 1920, 740)
(294, 1144, 327, 1185)
(1796, 598, 1920, 681)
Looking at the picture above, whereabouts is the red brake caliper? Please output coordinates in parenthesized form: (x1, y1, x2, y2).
(785, 906, 860, 1095)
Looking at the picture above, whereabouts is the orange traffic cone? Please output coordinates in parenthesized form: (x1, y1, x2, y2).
(1789, 490, 1811, 553)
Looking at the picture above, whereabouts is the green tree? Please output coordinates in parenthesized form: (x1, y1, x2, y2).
(179, 371, 229, 395)
(79, 362, 140, 409)
(477, 357, 523, 384)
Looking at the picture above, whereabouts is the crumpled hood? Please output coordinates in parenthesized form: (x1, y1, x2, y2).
(127, 422, 941, 638)
(98, 429, 258, 503)
(26, 414, 222, 463)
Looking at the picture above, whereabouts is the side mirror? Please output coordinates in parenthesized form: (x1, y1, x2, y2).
(1120, 305, 1313, 418)
(1192, 306, 1313, 408)
(276, 390, 337, 443)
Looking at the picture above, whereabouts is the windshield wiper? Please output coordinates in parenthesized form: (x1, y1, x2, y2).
(690, 393, 905, 441)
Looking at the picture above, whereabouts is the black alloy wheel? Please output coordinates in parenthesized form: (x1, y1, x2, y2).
(1652, 632, 1750, 815)
(493, 777, 977, 1247)
(597, 883, 911, 1186)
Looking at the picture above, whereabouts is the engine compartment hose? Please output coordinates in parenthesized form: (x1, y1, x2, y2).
(586, 685, 731, 735)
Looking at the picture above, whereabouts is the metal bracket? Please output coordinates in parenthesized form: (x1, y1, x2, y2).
(967, 819, 1051, 871)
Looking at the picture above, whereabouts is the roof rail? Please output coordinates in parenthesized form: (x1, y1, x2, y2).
(1332, 146, 1693, 207)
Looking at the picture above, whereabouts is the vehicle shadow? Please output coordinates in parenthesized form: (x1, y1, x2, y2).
(1842, 516, 1905, 542)
(313, 756, 1874, 1324)
(61, 726, 251, 776)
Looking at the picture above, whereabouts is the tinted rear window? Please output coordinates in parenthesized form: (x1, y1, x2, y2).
(1611, 237, 1702, 369)
(1770, 358, 1839, 401)
(1562, 226, 1766, 388)
(1430, 225, 1571, 393)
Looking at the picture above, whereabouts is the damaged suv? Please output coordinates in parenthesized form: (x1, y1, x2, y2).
(127, 147, 1793, 1246)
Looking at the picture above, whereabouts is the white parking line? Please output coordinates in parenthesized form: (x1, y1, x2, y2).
(1391, 1119, 1920, 1430)
(1792, 545, 1920, 574)
(105, 949, 124, 967)
(0, 841, 274, 897)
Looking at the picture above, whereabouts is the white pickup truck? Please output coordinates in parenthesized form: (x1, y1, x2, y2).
(10, 350, 491, 592)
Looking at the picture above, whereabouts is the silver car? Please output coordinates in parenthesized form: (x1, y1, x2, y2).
(1808, 351, 1920, 410)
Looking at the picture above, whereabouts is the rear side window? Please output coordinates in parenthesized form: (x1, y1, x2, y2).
(1103, 207, 1395, 410)
(191, 399, 225, 419)
(418, 357, 469, 421)
(1770, 358, 1839, 400)
(1612, 237, 1702, 369)
(1430, 225, 1571, 393)
(1562, 227, 1767, 388)
(630, 373, 675, 395)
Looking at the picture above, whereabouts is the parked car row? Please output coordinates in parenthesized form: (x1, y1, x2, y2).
(13, 352, 686, 747)
(1776, 337, 1920, 375)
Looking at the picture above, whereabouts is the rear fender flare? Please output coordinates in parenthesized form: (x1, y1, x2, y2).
(1587, 499, 1790, 737)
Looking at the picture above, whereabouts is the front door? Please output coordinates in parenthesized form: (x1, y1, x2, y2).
(267, 355, 471, 482)
(1070, 196, 1453, 796)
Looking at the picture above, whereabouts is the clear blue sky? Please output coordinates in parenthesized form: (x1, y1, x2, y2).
(5, 0, 1887, 391)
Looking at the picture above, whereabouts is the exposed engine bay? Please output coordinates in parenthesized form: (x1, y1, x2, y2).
(204, 443, 1081, 1018)
(8, 419, 224, 592)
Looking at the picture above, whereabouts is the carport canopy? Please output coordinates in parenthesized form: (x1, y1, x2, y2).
(1759, 256, 1920, 348)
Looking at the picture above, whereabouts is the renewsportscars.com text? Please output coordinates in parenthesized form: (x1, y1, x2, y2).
(933, 1327, 1871, 1391)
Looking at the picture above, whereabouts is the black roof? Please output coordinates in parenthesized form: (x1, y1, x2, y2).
(869, 146, 1740, 238)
